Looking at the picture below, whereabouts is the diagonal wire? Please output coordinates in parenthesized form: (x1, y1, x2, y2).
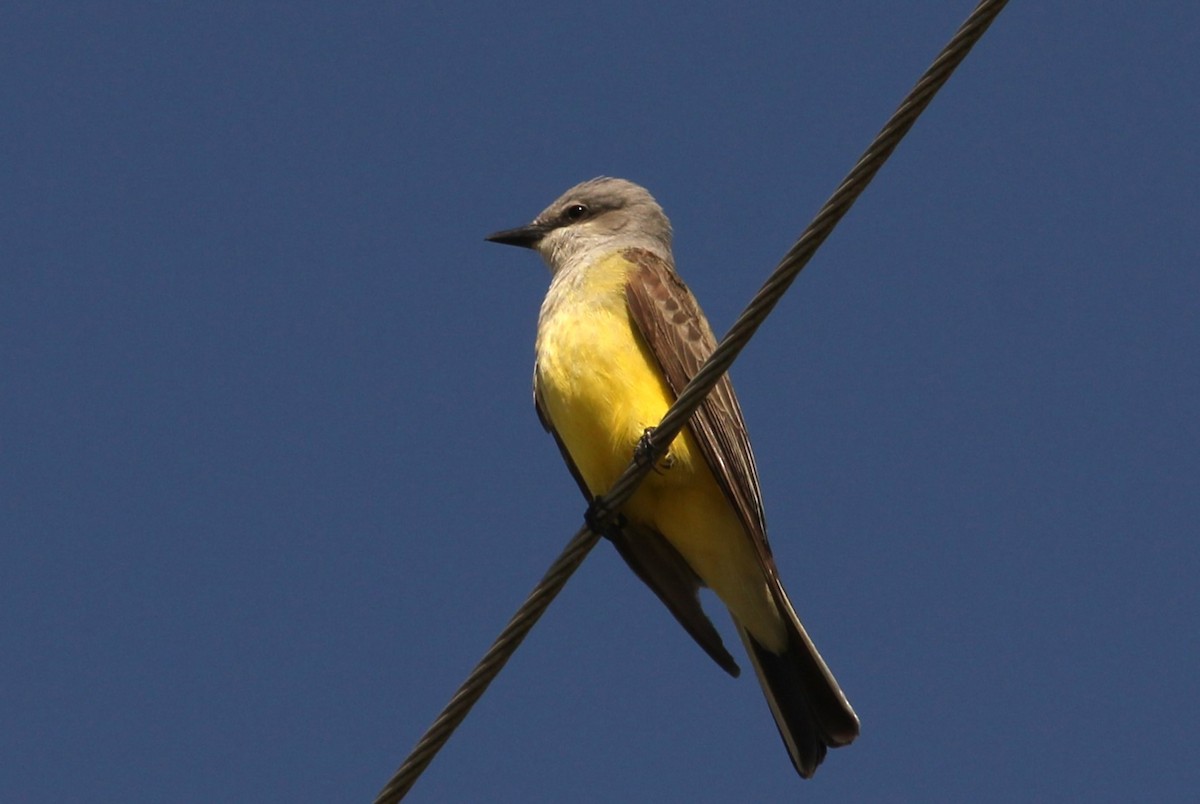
(375, 1, 1009, 800)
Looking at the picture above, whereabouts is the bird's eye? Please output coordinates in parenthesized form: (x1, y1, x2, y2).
(563, 204, 588, 222)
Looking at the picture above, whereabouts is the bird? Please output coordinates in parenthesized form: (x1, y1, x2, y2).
(486, 177, 858, 778)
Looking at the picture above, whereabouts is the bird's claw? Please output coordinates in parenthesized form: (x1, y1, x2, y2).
(635, 427, 674, 473)
(585, 497, 626, 538)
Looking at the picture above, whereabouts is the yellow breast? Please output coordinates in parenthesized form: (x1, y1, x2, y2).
(535, 252, 699, 497)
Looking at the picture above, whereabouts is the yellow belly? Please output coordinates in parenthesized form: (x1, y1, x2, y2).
(535, 253, 784, 648)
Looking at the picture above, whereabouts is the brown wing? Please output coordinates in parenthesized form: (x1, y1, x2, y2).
(622, 248, 778, 577)
(624, 248, 862, 766)
(534, 372, 740, 676)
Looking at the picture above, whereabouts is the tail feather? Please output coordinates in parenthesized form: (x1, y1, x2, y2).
(737, 588, 859, 778)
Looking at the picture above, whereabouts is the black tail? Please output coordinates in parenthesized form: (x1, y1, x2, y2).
(738, 587, 859, 778)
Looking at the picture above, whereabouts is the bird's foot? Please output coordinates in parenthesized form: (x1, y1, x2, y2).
(635, 427, 674, 473)
(585, 497, 626, 539)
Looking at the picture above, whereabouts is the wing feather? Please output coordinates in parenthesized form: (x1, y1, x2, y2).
(621, 248, 778, 577)
(622, 247, 861, 762)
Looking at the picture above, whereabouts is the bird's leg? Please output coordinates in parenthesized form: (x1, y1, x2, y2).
(635, 427, 675, 473)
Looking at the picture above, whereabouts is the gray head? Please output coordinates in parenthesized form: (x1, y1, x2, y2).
(485, 177, 673, 274)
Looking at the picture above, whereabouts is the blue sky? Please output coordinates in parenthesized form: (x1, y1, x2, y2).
(3, 3, 1197, 802)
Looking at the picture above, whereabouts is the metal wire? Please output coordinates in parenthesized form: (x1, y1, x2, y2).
(375, 1, 1009, 800)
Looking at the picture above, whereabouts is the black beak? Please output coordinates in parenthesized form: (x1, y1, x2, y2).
(485, 222, 548, 249)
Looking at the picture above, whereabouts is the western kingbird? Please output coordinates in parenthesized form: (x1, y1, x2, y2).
(486, 177, 858, 777)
